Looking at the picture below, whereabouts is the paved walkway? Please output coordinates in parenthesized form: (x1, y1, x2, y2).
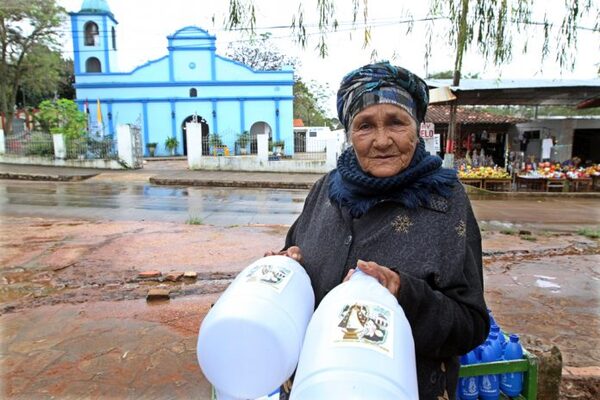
(0, 161, 321, 189)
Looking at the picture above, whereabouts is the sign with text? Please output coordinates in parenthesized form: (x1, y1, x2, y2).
(419, 122, 435, 139)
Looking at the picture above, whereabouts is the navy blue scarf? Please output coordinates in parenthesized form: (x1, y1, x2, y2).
(328, 140, 458, 218)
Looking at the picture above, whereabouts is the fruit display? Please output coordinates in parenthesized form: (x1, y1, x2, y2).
(519, 162, 598, 179)
(585, 164, 600, 177)
(458, 166, 510, 179)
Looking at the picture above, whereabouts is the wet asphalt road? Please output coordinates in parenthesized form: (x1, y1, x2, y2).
(0, 181, 307, 225)
(0, 180, 599, 228)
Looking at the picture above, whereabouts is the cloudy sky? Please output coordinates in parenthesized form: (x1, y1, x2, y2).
(58, 0, 599, 115)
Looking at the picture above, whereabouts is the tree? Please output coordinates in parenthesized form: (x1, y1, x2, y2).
(294, 79, 331, 127)
(35, 99, 86, 139)
(226, 33, 334, 126)
(225, 32, 299, 72)
(0, 0, 65, 134)
(427, 70, 479, 80)
(225, 1, 597, 73)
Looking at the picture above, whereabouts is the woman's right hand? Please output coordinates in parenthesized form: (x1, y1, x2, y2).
(264, 246, 304, 265)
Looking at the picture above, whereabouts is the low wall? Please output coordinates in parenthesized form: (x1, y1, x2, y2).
(192, 156, 331, 173)
(0, 154, 127, 169)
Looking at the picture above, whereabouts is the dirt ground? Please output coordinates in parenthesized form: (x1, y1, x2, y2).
(0, 216, 598, 399)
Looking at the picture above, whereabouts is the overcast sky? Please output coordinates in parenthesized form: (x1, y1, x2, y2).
(58, 0, 599, 115)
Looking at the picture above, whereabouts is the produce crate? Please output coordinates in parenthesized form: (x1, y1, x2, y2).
(459, 348, 538, 399)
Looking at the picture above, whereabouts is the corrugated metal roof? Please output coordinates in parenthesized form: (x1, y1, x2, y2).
(425, 79, 600, 106)
(427, 79, 600, 90)
(425, 105, 528, 124)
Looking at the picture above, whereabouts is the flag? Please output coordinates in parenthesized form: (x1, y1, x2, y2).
(96, 99, 103, 124)
(84, 99, 90, 114)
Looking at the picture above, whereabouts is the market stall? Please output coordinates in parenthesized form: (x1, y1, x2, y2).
(516, 162, 600, 192)
(458, 166, 511, 191)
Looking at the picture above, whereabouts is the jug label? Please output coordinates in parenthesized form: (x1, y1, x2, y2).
(245, 263, 293, 293)
(331, 301, 394, 357)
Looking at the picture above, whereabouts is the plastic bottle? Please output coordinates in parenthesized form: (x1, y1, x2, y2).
(501, 334, 524, 397)
(479, 340, 500, 400)
(489, 324, 506, 348)
(197, 256, 315, 400)
(488, 332, 504, 360)
(458, 351, 479, 400)
(290, 267, 418, 400)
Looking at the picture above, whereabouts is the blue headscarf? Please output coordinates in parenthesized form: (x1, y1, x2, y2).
(329, 61, 457, 218)
(337, 61, 430, 131)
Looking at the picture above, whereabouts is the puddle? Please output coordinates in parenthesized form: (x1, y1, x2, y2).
(535, 278, 561, 289)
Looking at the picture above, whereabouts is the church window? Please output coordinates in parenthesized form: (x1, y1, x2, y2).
(84, 21, 100, 46)
(111, 27, 117, 50)
(190, 88, 198, 97)
(86, 57, 102, 73)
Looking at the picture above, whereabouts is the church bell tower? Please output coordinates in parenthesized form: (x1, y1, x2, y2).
(69, 0, 119, 75)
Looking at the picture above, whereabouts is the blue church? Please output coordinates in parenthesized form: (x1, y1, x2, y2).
(69, 0, 294, 156)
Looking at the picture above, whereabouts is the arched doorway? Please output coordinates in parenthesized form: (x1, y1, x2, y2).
(249, 121, 272, 154)
(181, 115, 209, 156)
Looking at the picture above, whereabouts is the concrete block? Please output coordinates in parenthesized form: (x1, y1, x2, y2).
(138, 270, 162, 279)
(183, 271, 197, 279)
(164, 272, 184, 282)
(146, 288, 170, 301)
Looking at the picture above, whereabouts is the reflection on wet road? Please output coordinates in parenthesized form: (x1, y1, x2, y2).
(0, 181, 308, 225)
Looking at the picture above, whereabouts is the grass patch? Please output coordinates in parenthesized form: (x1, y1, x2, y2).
(520, 234, 537, 241)
(186, 216, 204, 225)
(577, 227, 600, 239)
(500, 228, 518, 235)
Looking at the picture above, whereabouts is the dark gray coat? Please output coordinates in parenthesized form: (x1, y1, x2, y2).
(285, 172, 489, 399)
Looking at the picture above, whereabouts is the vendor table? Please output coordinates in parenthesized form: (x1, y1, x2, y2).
(483, 178, 512, 192)
(593, 175, 600, 191)
(516, 176, 546, 192)
(546, 178, 567, 192)
(568, 178, 592, 192)
(460, 178, 483, 188)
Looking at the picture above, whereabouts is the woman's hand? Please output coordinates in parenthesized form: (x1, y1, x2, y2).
(344, 259, 401, 297)
(263, 246, 304, 265)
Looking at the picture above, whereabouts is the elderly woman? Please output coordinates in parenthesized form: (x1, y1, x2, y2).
(276, 62, 489, 399)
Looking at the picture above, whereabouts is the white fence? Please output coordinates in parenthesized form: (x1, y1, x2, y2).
(186, 122, 344, 173)
(0, 125, 142, 169)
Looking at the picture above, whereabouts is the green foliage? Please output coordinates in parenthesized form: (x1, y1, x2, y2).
(209, 133, 224, 148)
(35, 99, 87, 139)
(577, 227, 600, 239)
(25, 132, 53, 156)
(272, 140, 285, 149)
(236, 131, 251, 147)
(186, 216, 204, 225)
(165, 136, 179, 151)
(0, 0, 66, 133)
(427, 70, 480, 79)
(294, 79, 332, 127)
(225, 0, 596, 75)
(500, 228, 517, 235)
(520, 234, 537, 241)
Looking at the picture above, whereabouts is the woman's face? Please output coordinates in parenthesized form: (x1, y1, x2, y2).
(350, 103, 418, 178)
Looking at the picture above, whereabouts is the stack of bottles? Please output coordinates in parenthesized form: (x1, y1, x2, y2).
(457, 309, 524, 400)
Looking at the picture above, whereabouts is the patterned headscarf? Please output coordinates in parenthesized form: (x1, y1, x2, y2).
(336, 61, 429, 132)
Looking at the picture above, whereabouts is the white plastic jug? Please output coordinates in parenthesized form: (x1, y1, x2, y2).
(197, 255, 315, 400)
(290, 268, 418, 400)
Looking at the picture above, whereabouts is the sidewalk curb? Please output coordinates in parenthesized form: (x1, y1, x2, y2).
(149, 176, 314, 190)
(0, 172, 98, 182)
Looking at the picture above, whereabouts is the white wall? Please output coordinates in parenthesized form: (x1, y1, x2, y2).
(511, 118, 600, 163)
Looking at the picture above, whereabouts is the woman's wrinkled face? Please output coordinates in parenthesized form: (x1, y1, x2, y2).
(350, 103, 418, 178)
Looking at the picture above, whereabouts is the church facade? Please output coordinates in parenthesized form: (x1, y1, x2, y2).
(69, 0, 294, 156)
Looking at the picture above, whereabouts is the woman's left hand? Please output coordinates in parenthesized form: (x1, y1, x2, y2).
(343, 259, 401, 297)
